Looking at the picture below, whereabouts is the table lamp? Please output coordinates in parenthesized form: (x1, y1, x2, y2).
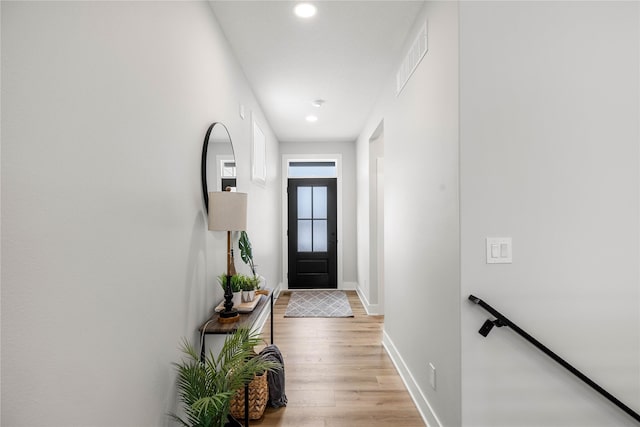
(208, 190, 247, 322)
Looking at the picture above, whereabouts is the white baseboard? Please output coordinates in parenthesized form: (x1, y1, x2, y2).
(355, 286, 382, 315)
(275, 282, 356, 293)
(382, 331, 442, 427)
(274, 283, 284, 298)
(273, 282, 282, 299)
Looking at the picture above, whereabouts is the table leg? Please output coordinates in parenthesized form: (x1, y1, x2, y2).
(244, 384, 249, 427)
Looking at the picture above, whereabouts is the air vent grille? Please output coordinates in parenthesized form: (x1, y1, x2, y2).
(396, 21, 428, 96)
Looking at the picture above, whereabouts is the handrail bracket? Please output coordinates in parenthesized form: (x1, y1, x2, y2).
(479, 318, 505, 337)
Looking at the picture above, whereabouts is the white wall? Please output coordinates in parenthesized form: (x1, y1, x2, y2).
(1, 2, 280, 426)
(460, 2, 640, 426)
(356, 2, 461, 426)
(234, 119, 281, 289)
(358, 2, 640, 426)
(279, 140, 357, 288)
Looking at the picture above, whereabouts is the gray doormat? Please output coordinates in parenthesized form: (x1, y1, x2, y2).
(284, 290, 354, 318)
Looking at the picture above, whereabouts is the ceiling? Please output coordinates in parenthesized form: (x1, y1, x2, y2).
(209, 1, 425, 143)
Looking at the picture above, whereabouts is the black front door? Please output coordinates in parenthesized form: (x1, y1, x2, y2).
(287, 178, 337, 289)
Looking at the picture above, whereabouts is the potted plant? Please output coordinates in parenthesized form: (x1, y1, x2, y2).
(240, 274, 259, 303)
(170, 327, 281, 427)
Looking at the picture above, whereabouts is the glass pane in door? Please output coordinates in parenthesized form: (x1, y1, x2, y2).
(298, 220, 312, 252)
(313, 187, 327, 219)
(313, 219, 327, 251)
(297, 187, 312, 219)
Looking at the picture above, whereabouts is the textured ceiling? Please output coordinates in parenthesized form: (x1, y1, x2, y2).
(209, 1, 425, 143)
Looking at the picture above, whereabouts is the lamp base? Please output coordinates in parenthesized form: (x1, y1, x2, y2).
(219, 309, 240, 323)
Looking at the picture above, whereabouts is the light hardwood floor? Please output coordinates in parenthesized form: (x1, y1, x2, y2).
(254, 291, 426, 427)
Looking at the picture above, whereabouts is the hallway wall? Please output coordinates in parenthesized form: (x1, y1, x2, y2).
(1, 2, 279, 425)
(356, 2, 461, 425)
(460, 2, 640, 426)
(358, 1, 639, 426)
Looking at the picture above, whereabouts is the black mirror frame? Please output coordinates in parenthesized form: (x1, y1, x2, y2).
(201, 122, 234, 213)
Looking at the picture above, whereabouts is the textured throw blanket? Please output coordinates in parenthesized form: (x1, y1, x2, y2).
(259, 344, 287, 407)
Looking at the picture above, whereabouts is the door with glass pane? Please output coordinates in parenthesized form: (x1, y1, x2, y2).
(287, 178, 337, 289)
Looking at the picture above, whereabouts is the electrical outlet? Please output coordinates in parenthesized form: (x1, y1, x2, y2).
(429, 363, 436, 390)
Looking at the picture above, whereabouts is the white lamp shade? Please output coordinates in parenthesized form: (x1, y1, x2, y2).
(208, 192, 248, 231)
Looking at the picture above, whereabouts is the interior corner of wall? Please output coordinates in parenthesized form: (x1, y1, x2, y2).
(355, 285, 383, 315)
(341, 281, 358, 291)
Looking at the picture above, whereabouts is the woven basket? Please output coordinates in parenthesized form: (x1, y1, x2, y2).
(230, 372, 268, 420)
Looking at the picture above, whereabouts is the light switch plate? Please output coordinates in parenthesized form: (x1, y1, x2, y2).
(486, 237, 512, 264)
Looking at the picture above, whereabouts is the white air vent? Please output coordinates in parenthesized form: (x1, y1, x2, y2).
(396, 21, 428, 96)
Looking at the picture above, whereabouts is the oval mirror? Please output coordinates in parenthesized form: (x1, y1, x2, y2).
(201, 122, 236, 212)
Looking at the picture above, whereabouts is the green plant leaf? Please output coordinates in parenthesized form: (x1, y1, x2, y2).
(170, 327, 282, 427)
(239, 231, 252, 264)
(239, 231, 257, 276)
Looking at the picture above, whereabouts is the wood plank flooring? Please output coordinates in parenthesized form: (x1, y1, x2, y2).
(254, 291, 425, 427)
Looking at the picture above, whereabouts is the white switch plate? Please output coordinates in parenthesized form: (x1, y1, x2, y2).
(486, 237, 512, 264)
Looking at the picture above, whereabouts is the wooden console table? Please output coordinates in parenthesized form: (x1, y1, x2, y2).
(198, 289, 274, 427)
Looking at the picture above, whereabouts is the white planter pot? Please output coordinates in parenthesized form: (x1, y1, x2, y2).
(232, 292, 243, 307)
(243, 290, 256, 302)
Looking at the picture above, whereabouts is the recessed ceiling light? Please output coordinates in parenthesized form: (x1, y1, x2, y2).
(294, 3, 317, 19)
(306, 115, 318, 122)
(311, 99, 326, 108)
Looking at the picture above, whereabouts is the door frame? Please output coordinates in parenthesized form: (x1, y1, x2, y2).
(281, 154, 343, 290)
(368, 122, 385, 315)
(287, 177, 337, 289)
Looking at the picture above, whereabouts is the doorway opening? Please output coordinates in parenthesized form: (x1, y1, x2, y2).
(369, 122, 385, 313)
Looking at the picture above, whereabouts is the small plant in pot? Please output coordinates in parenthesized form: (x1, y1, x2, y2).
(240, 275, 260, 303)
(170, 327, 281, 427)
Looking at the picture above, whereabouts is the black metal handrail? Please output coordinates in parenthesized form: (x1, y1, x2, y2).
(468, 294, 640, 423)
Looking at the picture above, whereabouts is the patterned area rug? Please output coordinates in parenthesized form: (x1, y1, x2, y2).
(284, 290, 354, 318)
